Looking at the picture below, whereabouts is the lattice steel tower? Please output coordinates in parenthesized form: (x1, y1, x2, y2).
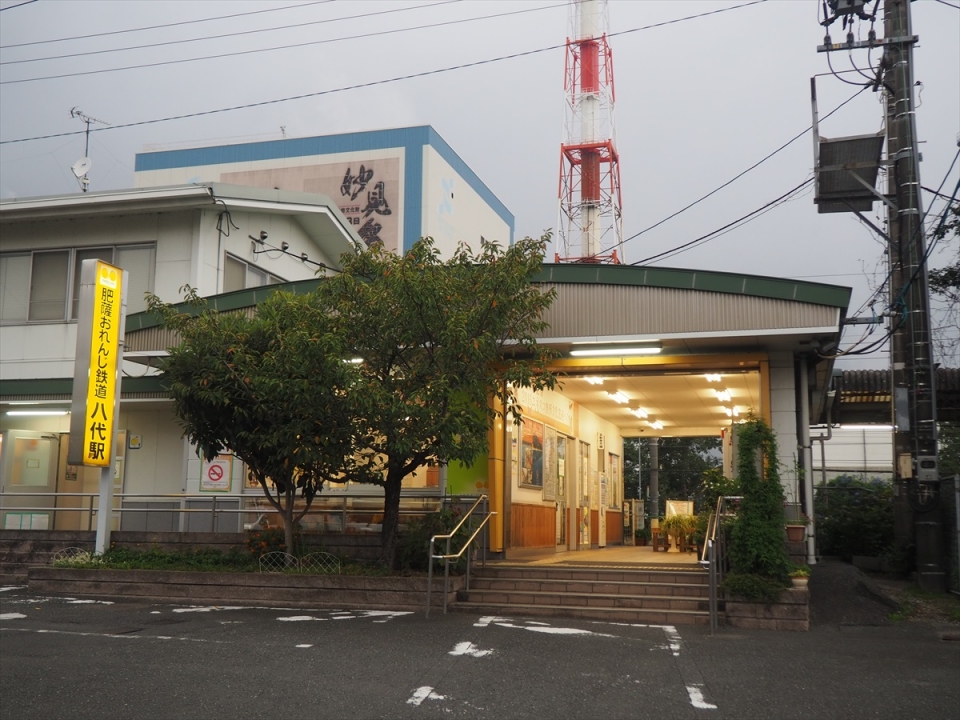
(557, 0, 623, 264)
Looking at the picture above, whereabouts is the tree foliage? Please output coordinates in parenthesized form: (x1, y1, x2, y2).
(314, 235, 557, 567)
(814, 475, 895, 561)
(148, 287, 362, 557)
(623, 436, 723, 514)
(929, 199, 960, 364)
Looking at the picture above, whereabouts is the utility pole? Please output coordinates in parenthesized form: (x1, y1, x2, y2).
(882, 0, 944, 592)
(813, 0, 944, 591)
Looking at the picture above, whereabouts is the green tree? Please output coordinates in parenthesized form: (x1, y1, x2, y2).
(623, 436, 722, 513)
(316, 236, 557, 567)
(929, 199, 959, 364)
(148, 287, 362, 558)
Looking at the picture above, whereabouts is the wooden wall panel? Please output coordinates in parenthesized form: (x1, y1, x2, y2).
(606, 511, 623, 545)
(510, 503, 555, 548)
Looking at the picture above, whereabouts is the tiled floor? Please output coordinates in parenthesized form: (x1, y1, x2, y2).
(497, 544, 703, 568)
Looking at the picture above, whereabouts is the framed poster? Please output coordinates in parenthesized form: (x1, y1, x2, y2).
(520, 418, 544, 488)
(542, 426, 558, 501)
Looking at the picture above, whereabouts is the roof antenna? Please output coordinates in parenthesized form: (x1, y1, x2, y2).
(69, 107, 109, 193)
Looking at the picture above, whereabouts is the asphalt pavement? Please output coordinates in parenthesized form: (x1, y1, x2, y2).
(1, 584, 958, 720)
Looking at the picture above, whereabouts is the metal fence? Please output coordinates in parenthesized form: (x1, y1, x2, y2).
(0, 491, 483, 535)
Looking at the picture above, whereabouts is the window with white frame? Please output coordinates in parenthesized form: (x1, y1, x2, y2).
(0, 244, 156, 323)
(223, 254, 284, 293)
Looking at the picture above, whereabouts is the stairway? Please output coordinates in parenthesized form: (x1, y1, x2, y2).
(455, 564, 713, 625)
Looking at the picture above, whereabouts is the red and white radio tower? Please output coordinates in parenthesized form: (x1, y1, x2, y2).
(557, 0, 623, 264)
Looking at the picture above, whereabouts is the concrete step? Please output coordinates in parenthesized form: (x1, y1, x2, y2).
(469, 576, 709, 598)
(474, 566, 708, 586)
(462, 588, 709, 612)
(452, 600, 710, 626)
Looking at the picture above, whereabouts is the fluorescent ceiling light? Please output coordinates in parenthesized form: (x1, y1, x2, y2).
(583, 376, 605, 385)
(648, 420, 664, 430)
(722, 406, 740, 417)
(570, 346, 662, 357)
(630, 407, 649, 419)
(607, 391, 630, 404)
(704, 374, 722, 382)
(715, 389, 732, 402)
(6, 410, 69, 416)
(838, 424, 894, 431)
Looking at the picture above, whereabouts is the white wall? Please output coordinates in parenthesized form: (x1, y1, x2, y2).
(421, 145, 512, 258)
(810, 426, 893, 483)
(768, 352, 800, 495)
(117, 404, 186, 495)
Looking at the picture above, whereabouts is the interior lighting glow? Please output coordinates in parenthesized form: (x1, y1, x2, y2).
(6, 410, 69, 416)
(704, 374, 722, 382)
(715, 389, 732, 402)
(607, 391, 630, 404)
(569, 345, 662, 357)
(583, 377, 605, 385)
(838, 424, 894, 431)
(648, 420, 664, 430)
(723, 406, 741, 417)
(630, 407, 649, 419)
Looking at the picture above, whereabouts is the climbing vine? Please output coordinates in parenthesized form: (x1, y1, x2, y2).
(727, 417, 791, 583)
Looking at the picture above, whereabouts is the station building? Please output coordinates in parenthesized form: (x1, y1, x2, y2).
(1, 128, 852, 561)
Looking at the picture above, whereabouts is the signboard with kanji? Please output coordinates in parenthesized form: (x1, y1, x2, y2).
(69, 260, 126, 467)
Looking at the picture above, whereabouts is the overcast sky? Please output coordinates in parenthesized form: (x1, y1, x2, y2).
(1, 0, 957, 368)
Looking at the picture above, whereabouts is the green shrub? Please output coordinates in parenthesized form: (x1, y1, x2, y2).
(814, 475, 894, 561)
(246, 524, 302, 558)
(722, 571, 789, 603)
(396, 508, 468, 573)
(56, 546, 256, 572)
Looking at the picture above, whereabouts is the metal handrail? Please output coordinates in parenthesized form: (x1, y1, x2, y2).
(425, 494, 495, 617)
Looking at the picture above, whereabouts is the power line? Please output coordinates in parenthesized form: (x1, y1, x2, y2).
(0, 0, 38, 11)
(0, 0, 768, 145)
(0, 0, 466, 66)
(0, 1, 332, 48)
(0, 2, 562, 85)
(609, 85, 869, 256)
(630, 178, 815, 266)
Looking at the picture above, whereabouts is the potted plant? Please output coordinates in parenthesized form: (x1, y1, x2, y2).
(785, 513, 809, 543)
(788, 564, 810, 588)
(635, 525, 651, 547)
(661, 514, 695, 553)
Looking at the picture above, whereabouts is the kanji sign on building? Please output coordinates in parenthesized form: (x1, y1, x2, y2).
(69, 260, 126, 468)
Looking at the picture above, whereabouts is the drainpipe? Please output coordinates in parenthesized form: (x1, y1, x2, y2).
(798, 358, 817, 566)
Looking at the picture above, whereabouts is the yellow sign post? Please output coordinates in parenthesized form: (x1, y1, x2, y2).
(69, 260, 127, 552)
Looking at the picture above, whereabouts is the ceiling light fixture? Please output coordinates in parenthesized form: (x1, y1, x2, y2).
(704, 374, 722, 382)
(715, 389, 732, 402)
(648, 420, 664, 430)
(6, 410, 69, 416)
(607, 391, 630, 404)
(583, 377, 605, 385)
(569, 343, 662, 357)
(630, 407, 649, 419)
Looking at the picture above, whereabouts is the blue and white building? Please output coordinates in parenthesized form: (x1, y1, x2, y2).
(134, 126, 514, 259)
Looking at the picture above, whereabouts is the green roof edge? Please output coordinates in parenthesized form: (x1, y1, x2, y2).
(124, 262, 851, 333)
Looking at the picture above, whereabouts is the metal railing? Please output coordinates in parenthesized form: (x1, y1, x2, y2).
(425, 494, 496, 617)
(0, 491, 480, 535)
(698, 495, 739, 633)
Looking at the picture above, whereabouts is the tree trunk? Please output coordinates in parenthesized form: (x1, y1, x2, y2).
(379, 474, 403, 568)
(283, 488, 296, 567)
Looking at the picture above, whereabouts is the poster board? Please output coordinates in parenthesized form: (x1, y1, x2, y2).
(520, 418, 544, 488)
(542, 426, 557, 501)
